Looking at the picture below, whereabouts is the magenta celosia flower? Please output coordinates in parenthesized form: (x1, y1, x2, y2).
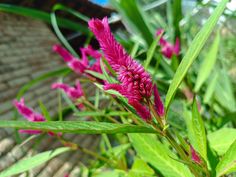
(53, 45, 102, 74)
(190, 145, 201, 164)
(51, 81, 84, 109)
(13, 98, 45, 134)
(88, 17, 153, 120)
(156, 29, 180, 59)
(153, 85, 165, 117)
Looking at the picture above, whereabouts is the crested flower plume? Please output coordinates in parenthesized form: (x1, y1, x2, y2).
(153, 84, 165, 117)
(13, 98, 46, 134)
(51, 81, 84, 109)
(53, 45, 102, 75)
(89, 17, 153, 120)
(156, 29, 180, 59)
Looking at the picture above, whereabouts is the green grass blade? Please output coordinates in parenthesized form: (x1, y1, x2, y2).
(85, 70, 106, 80)
(144, 34, 162, 70)
(39, 100, 51, 121)
(0, 121, 156, 134)
(165, 0, 228, 110)
(0, 147, 70, 177)
(0, 3, 88, 32)
(100, 59, 114, 83)
(203, 71, 219, 104)
(51, 11, 78, 57)
(53, 4, 89, 22)
(109, 0, 153, 46)
(194, 31, 220, 92)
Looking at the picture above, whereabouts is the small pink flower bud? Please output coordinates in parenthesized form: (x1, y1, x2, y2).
(190, 146, 201, 164)
(153, 85, 165, 117)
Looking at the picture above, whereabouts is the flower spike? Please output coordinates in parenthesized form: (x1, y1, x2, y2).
(89, 17, 153, 120)
(53, 45, 102, 74)
(13, 98, 45, 134)
(51, 81, 84, 109)
(156, 29, 180, 59)
(153, 84, 165, 117)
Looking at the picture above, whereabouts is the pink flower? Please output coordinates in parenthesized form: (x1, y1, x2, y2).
(13, 98, 45, 134)
(190, 146, 201, 164)
(53, 45, 102, 74)
(153, 85, 165, 117)
(156, 29, 180, 59)
(51, 81, 84, 109)
(88, 17, 153, 120)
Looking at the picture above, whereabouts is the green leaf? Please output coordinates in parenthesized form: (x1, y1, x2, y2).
(129, 134, 192, 177)
(74, 111, 130, 117)
(203, 71, 219, 104)
(0, 4, 89, 33)
(39, 100, 51, 121)
(17, 67, 71, 99)
(165, 0, 228, 110)
(183, 105, 195, 147)
(0, 121, 156, 134)
(194, 31, 220, 92)
(128, 158, 155, 177)
(171, 0, 183, 38)
(100, 59, 114, 83)
(208, 128, 236, 156)
(216, 140, 236, 177)
(85, 70, 106, 80)
(94, 83, 123, 97)
(110, 0, 153, 46)
(53, 4, 89, 22)
(0, 147, 70, 177)
(214, 69, 236, 112)
(144, 35, 162, 69)
(192, 98, 207, 160)
(51, 11, 78, 57)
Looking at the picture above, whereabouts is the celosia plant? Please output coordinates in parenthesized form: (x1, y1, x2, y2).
(0, 1, 235, 177)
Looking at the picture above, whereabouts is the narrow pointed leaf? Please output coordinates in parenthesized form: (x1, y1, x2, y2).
(0, 147, 70, 177)
(109, 0, 153, 46)
(165, 0, 228, 110)
(191, 98, 207, 161)
(0, 121, 156, 134)
(39, 100, 51, 121)
(0, 4, 89, 33)
(203, 71, 219, 104)
(194, 31, 220, 92)
(144, 35, 162, 69)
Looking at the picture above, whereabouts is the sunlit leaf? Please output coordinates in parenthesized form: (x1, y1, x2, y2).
(216, 140, 236, 177)
(165, 0, 228, 110)
(192, 98, 207, 160)
(0, 147, 70, 177)
(129, 134, 192, 177)
(208, 128, 236, 156)
(0, 121, 156, 134)
(194, 31, 220, 92)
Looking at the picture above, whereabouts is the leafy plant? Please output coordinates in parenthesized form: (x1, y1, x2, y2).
(0, 0, 235, 176)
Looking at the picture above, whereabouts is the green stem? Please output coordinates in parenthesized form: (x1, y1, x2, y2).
(165, 131, 201, 177)
(83, 99, 120, 124)
(57, 135, 116, 167)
